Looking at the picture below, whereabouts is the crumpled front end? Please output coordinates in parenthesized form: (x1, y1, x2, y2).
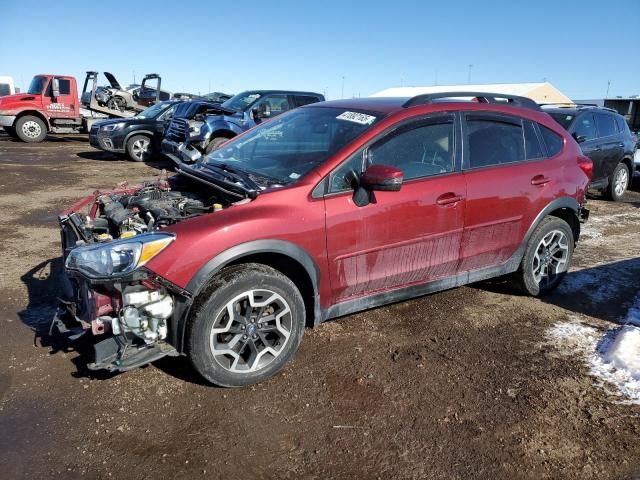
(52, 176, 234, 371)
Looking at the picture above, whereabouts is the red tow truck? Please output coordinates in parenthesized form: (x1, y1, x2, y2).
(0, 73, 160, 143)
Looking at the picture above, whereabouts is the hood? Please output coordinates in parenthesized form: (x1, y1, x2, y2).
(0, 93, 40, 110)
(173, 100, 235, 119)
(103, 72, 123, 90)
(95, 116, 155, 128)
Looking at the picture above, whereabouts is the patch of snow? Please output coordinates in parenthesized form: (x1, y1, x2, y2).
(548, 321, 640, 404)
(547, 295, 640, 405)
(548, 297, 640, 404)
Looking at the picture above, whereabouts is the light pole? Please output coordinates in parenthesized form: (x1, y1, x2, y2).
(341, 76, 345, 99)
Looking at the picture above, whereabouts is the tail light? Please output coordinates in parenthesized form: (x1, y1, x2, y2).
(577, 155, 593, 181)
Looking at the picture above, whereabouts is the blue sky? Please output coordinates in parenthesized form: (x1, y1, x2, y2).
(1, 0, 638, 100)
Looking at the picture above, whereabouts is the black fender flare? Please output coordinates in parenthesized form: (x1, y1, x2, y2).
(123, 129, 154, 145)
(174, 239, 321, 352)
(506, 196, 580, 272)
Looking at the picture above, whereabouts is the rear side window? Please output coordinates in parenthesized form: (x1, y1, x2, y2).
(466, 114, 524, 168)
(573, 113, 597, 141)
(523, 121, 545, 160)
(539, 125, 564, 157)
(615, 115, 630, 135)
(292, 95, 321, 107)
(595, 113, 618, 137)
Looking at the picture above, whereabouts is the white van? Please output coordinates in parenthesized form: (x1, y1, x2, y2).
(0, 76, 15, 97)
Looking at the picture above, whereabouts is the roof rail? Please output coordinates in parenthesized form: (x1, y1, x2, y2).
(403, 92, 540, 110)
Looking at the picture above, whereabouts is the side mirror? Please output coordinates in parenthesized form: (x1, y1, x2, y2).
(572, 132, 587, 144)
(51, 78, 60, 99)
(361, 164, 403, 192)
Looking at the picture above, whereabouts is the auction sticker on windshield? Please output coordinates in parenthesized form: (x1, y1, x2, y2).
(336, 111, 377, 125)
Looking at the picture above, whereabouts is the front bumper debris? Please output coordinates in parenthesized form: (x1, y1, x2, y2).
(161, 138, 202, 164)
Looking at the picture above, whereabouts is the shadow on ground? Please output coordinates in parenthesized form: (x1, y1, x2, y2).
(473, 257, 640, 324)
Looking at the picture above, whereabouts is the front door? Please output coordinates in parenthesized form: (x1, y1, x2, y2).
(324, 113, 466, 302)
(43, 76, 76, 119)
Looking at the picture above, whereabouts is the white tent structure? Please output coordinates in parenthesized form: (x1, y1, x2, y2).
(371, 82, 572, 105)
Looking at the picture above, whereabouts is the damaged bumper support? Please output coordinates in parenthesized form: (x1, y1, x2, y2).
(54, 215, 189, 372)
(161, 138, 202, 164)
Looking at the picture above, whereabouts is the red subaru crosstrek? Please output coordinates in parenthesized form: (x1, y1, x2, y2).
(56, 92, 592, 386)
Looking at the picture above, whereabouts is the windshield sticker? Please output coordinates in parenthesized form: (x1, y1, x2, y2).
(289, 172, 301, 180)
(336, 111, 376, 125)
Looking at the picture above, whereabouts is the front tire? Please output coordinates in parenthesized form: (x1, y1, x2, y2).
(513, 217, 574, 296)
(605, 162, 629, 201)
(126, 134, 152, 162)
(205, 136, 232, 154)
(15, 115, 47, 143)
(187, 264, 305, 387)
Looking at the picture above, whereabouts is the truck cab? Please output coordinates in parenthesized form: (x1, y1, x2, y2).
(0, 74, 80, 142)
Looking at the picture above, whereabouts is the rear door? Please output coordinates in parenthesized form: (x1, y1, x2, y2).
(594, 112, 624, 179)
(571, 112, 605, 181)
(460, 112, 560, 272)
(324, 113, 466, 301)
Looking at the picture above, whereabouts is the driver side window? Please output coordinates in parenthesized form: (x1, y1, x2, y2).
(253, 94, 290, 117)
(367, 115, 455, 180)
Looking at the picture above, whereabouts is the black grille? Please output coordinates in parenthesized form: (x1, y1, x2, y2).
(166, 118, 189, 142)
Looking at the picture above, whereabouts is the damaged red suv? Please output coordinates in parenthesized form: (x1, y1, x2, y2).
(56, 92, 592, 387)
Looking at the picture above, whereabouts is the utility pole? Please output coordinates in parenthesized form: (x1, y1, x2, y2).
(605, 80, 611, 99)
(341, 76, 345, 99)
(467, 64, 473, 84)
(133, 71, 136, 84)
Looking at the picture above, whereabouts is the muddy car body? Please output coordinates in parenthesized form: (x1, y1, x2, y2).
(56, 93, 591, 387)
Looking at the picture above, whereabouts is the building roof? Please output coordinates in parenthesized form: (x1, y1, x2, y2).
(371, 82, 572, 104)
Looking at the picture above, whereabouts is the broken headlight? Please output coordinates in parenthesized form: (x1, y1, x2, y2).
(65, 233, 175, 278)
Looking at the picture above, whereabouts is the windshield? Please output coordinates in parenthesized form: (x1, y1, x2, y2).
(137, 102, 171, 119)
(548, 112, 575, 130)
(27, 75, 48, 95)
(221, 91, 263, 112)
(205, 106, 380, 185)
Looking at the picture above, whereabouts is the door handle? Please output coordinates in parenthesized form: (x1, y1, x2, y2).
(436, 192, 464, 206)
(531, 175, 551, 186)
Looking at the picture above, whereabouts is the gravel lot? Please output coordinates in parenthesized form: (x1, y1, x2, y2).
(1, 131, 639, 480)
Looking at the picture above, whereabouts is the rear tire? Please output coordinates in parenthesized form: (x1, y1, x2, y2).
(605, 162, 629, 201)
(126, 134, 152, 162)
(187, 264, 305, 387)
(15, 115, 47, 143)
(512, 217, 574, 296)
(205, 136, 232, 154)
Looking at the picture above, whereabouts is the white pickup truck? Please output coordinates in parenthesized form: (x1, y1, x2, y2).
(0, 76, 15, 97)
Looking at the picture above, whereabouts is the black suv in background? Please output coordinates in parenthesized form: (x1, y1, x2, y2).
(544, 105, 636, 201)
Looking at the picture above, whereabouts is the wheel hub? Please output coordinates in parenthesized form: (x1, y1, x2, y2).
(209, 289, 292, 373)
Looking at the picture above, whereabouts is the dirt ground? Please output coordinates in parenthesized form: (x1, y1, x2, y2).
(1, 131, 639, 480)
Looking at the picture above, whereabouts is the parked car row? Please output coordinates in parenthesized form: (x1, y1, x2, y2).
(543, 104, 637, 201)
(90, 90, 325, 162)
(55, 92, 594, 387)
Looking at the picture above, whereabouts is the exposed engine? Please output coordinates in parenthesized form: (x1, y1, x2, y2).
(84, 181, 224, 242)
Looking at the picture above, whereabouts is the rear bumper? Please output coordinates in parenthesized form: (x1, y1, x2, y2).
(0, 115, 16, 127)
(161, 138, 202, 164)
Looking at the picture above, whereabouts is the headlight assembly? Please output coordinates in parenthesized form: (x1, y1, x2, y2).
(189, 125, 201, 137)
(101, 122, 126, 132)
(65, 233, 175, 278)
